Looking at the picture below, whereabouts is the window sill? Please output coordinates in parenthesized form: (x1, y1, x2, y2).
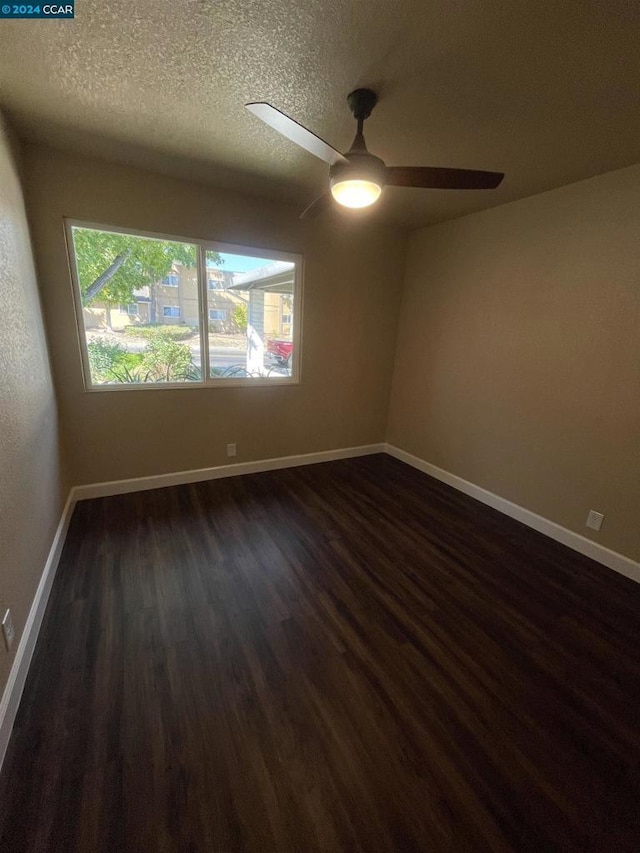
(82, 376, 300, 392)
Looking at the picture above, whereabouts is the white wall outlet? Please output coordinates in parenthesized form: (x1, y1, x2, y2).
(2, 609, 15, 652)
(227, 443, 237, 458)
(586, 510, 604, 532)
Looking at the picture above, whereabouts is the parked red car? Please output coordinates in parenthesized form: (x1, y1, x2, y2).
(266, 339, 293, 367)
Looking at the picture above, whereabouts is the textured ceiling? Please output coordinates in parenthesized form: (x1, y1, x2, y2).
(1, 0, 639, 229)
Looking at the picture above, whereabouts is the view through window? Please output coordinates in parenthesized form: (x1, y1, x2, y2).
(68, 224, 300, 388)
(206, 250, 295, 380)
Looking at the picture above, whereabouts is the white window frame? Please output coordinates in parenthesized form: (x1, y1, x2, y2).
(162, 305, 180, 318)
(65, 219, 303, 392)
(161, 274, 179, 287)
(208, 308, 227, 321)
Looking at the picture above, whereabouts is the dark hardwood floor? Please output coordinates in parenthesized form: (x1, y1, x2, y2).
(1, 454, 639, 852)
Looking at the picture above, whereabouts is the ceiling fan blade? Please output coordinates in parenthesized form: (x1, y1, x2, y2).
(246, 102, 347, 166)
(386, 166, 504, 190)
(300, 191, 333, 220)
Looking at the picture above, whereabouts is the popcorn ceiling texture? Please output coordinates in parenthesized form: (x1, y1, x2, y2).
(1, 1, 639, 228)
(0, 114, 68, 697)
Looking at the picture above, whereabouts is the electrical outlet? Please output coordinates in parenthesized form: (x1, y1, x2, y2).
(227, 443, 237, 458)
(2, 609, 15, 652)
(586, 510, 604, 532)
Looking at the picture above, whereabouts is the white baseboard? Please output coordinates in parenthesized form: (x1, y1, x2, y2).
(72, 443, 387, 501)
(0, 489, 77, 772)
(385, 444, 640, 584)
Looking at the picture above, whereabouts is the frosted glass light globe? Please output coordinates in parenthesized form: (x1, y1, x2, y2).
(330, 179, 382, 209)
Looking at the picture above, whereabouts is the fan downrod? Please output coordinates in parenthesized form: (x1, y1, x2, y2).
(347, 88, 378, 121)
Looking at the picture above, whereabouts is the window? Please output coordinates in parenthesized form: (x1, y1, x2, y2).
(67, 222, 302, 389)
(281, 313, 292, 325)
(205, 249, 298, 380)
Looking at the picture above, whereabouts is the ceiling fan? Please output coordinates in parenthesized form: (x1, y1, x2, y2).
(246, 88, 504, 219)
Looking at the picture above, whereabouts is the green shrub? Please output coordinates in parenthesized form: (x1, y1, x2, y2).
(88, 339, 149, 383)
(124, 325, 146, 338)
(87, 338, 126, 381)
(141, 336, 194, 381)
(232, 303, 248, 333)
(108, 364, 152, 383)
(107, 352, 148, 383)
(124, 324, 194, 341)
(120, 352, 144, 370)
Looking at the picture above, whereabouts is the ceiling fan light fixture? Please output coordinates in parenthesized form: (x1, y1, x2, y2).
(330, 178, 382, 208)
(245, 89, 505, 220)
(329, 151, 386, 210)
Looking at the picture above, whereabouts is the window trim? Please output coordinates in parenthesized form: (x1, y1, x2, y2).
(162, 305, 181, 318)
(65, 219, 304, 392)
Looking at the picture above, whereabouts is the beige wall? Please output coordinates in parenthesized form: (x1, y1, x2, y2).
(15, 140, 638, 568)
(23, 144, 406, 485)
(388, 165, 640, 561)
(0, 118, 68, 696)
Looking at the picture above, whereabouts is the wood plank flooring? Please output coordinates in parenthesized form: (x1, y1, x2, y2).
(1, 454, 639, 852)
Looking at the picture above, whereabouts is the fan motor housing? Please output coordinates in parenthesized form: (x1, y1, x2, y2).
(347, 88, 378, 121)
(330, 152, 386, 189)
